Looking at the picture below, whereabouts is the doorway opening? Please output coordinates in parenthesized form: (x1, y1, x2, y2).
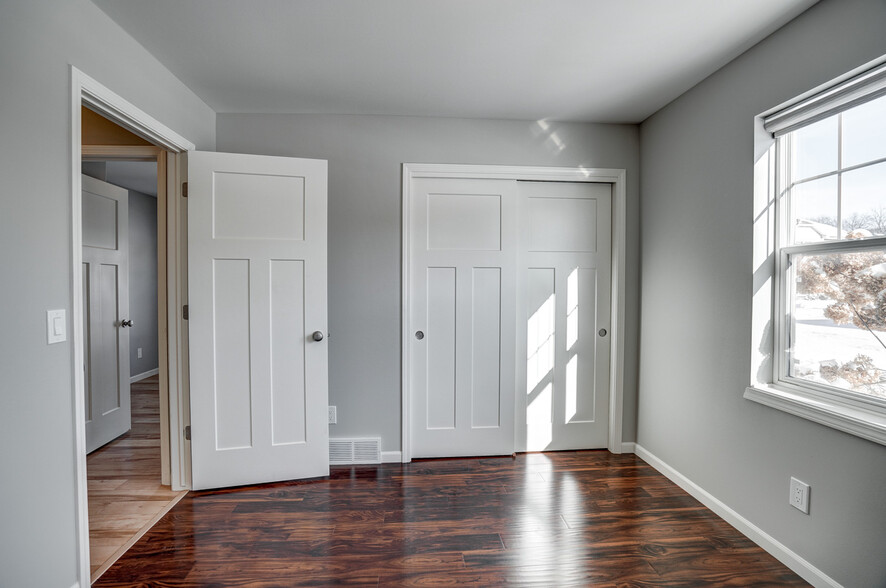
(71, 66, 195, 588)
(80, 108, 186, 581)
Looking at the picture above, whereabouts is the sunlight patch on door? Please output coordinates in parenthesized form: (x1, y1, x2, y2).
(527, 283, 555, 450)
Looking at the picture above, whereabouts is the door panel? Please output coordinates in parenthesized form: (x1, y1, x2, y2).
(270, 260, 307, 446)
(188, 151, 328, 490)
(82, 174, 131, 454)
(471, 267, 502, 428)
(426, 267, 457, 430)
(518, 181, 611, 451)
(411, 178, 517, 458)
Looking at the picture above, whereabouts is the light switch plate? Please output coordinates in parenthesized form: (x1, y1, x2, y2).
(47, 309, 66, 344)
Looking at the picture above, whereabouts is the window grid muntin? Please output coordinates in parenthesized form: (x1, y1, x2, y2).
(776, 107, 886, 408)
(790, 155, 886, 188)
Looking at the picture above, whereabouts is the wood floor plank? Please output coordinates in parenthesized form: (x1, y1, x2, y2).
(94, 451, 810, 587)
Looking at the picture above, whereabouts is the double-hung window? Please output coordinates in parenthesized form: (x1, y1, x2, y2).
(746, 60, 886, 445)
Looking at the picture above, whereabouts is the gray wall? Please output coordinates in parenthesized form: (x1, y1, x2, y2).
(0, 2, 214, 586)
(129, 189, 159, 377)
(638, 0, 886, 586)
(217, 114, 641, 453)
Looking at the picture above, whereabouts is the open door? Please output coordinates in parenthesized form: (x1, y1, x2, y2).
(82, 174, 132, 453)
(187, 151, 329, 490)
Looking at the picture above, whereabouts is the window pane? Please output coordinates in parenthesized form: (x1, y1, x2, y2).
(790, 175, 838, 244)
(793, 115, 838, 180)
(790, 249, 886, 400)
(842, 94, 886, 168)
(842, 161, 886, 237)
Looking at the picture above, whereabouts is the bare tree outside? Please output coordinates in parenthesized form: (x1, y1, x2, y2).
(842, 212, 870, 232)
(866, 206, 886, 234)
(809, 206, 886, 237)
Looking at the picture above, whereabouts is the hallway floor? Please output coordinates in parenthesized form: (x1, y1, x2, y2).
(87, 375, 186, 581)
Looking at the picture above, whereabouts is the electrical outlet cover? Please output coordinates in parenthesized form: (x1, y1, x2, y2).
(328, 406, 337, 424)
(789, 477, 810, 514)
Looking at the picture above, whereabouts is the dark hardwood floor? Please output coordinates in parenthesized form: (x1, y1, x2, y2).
(94, 451, 809, 587)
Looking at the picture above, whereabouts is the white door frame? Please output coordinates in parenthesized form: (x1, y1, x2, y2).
(401, 163, 628, 462)
(70, 66, 195, 588)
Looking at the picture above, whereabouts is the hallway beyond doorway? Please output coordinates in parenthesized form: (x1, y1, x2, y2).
(86, 375, 186, 581)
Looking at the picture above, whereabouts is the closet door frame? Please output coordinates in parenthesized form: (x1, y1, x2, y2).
(401, 163, 628, 462)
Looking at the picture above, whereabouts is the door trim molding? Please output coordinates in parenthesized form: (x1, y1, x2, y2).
(400, 163, 628, 462)
(70, 65, 194, 588)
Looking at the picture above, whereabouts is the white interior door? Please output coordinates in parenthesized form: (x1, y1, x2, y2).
(409, 178, 518, 458)
(82, 174, 131, 454)
(518, 181, 611, 451)
(188, 151, 328, 490)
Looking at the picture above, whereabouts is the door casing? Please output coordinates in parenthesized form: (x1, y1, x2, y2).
(401, 163, 628, 462)
(70, 65, 195, 588)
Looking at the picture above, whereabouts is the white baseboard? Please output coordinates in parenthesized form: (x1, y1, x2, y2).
(70, 582, 81, 588)
(130, 368, 159, 383)
(633, 444, 841, 588)
(381, 451, 402, 463)
(620, 441, 636, 453)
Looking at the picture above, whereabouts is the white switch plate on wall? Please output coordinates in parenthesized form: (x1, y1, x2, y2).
(46, 309, 66, 344)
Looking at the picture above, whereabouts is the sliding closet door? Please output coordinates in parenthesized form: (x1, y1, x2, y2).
(409, 178, 518, 458)
(518, 181, 611, 451)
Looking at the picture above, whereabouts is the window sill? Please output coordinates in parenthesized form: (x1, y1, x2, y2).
(744, 384, 886, 447)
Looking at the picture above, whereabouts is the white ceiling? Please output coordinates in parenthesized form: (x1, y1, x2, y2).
(105, 161, 157, 197)
(93, 0, 818, 123)
(83, 161, 158, 197)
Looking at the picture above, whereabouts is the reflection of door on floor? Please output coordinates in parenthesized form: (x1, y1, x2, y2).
(82, 174, 132, 454)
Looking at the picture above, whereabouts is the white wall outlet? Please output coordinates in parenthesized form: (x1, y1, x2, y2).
(328, 405, 337, 424)
(789, 477, 810, 514)
(46, 309, 66, 344)
(137, 347, 143, 359)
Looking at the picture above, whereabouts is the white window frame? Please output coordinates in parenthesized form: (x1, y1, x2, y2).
(745, 57, 886, 446)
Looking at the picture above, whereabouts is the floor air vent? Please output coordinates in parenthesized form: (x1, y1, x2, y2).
(329, 438, 382, 465)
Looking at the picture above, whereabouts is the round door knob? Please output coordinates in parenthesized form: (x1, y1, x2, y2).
(598, 328, 607, 337)
(415, 330, 424, 340)
(121, 319, 133, 328)
(312, 331, 324, 342)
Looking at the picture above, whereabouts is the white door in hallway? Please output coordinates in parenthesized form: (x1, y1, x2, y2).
(409, 178, 518, 458)
(188, 151, 329, 490)
(519, 181, 611, 451)
(82, 174, 131, 454)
